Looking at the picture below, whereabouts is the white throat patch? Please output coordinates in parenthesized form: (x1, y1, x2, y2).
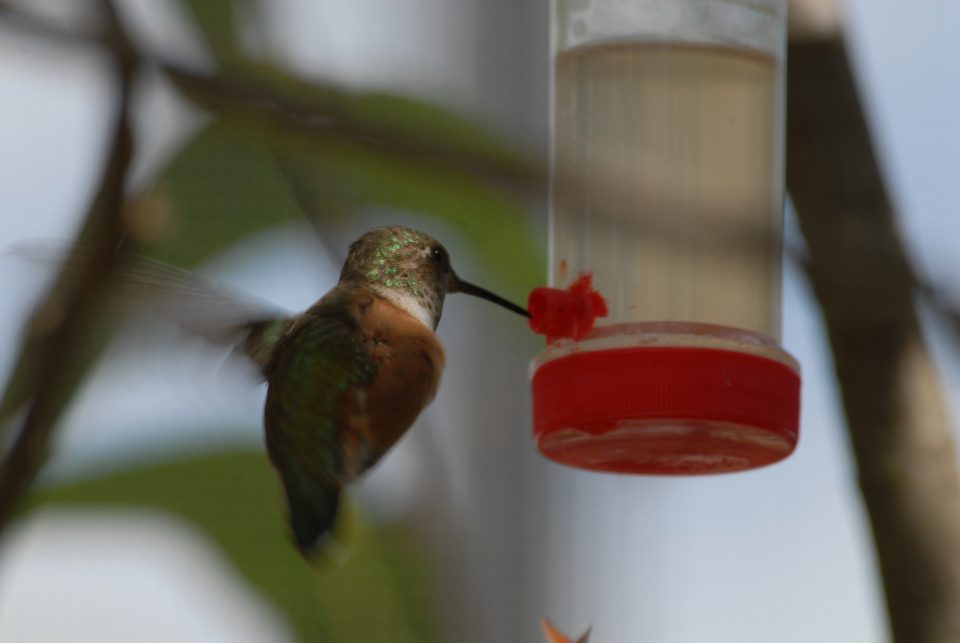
(374, 287, 435, 329)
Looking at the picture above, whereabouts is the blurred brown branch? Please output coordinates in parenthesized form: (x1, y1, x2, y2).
(0, 0, 136, 533)
(787, 34, 960, 643)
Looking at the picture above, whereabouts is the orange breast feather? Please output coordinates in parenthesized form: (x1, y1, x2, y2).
(341, 289, 444, 472)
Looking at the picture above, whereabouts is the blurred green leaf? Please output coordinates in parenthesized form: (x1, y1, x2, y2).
(137, 119, 305, 268)
(176, 0, 241, 62)
(352, 92, 522, 162)
(27, 447, 438, 643)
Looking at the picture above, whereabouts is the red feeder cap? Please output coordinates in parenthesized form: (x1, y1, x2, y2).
(531, 346, 801, 474)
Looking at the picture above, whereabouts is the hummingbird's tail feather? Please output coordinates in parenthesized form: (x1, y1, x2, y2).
(284, 477, 342, 556)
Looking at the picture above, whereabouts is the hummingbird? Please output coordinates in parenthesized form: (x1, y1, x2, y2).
(167, 225, 526, 555)
(244, 226, 529, 554)
(19, 226, 529, 556)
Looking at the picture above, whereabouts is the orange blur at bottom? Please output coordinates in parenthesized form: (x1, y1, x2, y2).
(541, 618, 591, 643)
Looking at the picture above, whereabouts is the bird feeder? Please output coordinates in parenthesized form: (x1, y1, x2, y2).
(531, 0, 800, 474)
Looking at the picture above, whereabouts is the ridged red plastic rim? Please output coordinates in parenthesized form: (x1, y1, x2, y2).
(531, 346, 801, 474)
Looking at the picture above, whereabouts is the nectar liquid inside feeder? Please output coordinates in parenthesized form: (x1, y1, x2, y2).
(531, 0, 800, 475)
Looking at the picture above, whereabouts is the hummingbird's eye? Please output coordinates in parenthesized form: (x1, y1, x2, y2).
(430, 246, 448, 264)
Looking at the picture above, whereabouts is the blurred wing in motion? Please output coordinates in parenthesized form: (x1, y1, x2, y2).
(12, 241, 293, 375)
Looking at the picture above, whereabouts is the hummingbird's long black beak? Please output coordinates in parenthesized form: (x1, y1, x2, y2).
(455, 278, 530, 318)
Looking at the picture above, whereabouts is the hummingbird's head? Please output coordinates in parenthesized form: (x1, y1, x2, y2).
(341, 226, 528, 329)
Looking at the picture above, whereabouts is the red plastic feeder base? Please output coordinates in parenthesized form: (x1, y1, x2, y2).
(531, 330, 801, 474)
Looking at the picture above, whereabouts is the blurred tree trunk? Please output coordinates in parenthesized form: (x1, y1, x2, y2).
(787, 25, 960, 643)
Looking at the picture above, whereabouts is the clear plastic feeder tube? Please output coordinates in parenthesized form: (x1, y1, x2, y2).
(532, 0, 800, 475)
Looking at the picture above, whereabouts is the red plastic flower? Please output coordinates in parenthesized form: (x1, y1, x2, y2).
(528, 273, 608, 343)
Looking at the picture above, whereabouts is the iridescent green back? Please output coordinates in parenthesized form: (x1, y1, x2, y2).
(262, 286, 377, 550)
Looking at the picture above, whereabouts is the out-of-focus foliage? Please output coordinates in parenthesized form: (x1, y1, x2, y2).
(136, 119, 307, 268)
(179, 0, 243, 62)
(27, 448, 438, 643)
